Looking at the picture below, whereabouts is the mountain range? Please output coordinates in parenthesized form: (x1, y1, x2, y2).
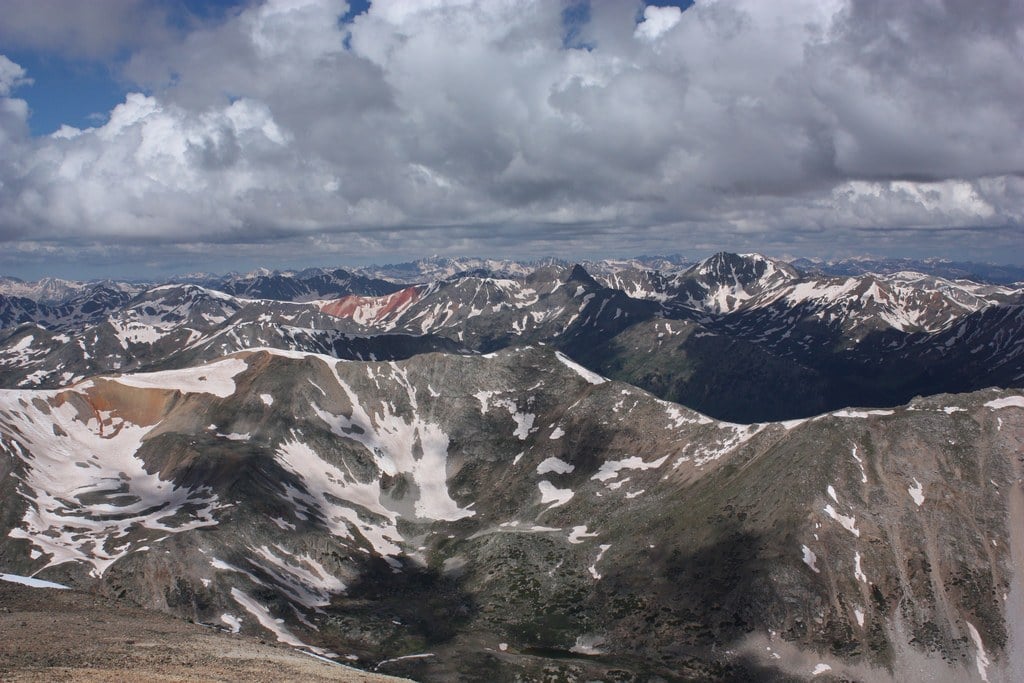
(3, 253, 1022, 422)
(1, 252, 1022, 681)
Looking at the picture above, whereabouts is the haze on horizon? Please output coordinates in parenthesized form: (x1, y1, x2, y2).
(0, 0, 1022, 280)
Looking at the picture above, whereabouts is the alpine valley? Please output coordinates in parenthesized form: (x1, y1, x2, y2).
(1, 252, 1023, 682)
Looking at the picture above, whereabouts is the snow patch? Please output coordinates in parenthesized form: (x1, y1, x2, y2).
(376, 653, 435, 667)
(2, 391, 221, 577)
(220, 613, 242, 633)
(966, 621, 990, 682)
(0, 573, 69, 589)
(554, 351, 606, 384)
(252, 544, 345, 608)
(537, 457, 574, 475)
(8, 335, 34, 352)
(311, 360, 475, 523)
(592, 455, 668, 483)
(109, 320, 167, 348)
(112, 357, 248, 397)
(230, 587, 332, 656)
(851, 444, 867, 483)
(985, 396, 1024, 410)
(569, 634, 606, 655)
(664, 405, 714, 427)
(217, 432, 250, 441)
(509, 411, 535, 440)
(473, 390, 494, 414)
(801, 545, 819, 573)
(908, 478, 925, 506)
(588, 544, 611, 580)
(274, 438, 403, 558)
(832, 409, 894, 418)
(823, 504, 860, 536)
(854, 551, 867, 583)
(537, 481, 574, 509)
(567, 525, 599, 544)
(678, 423, 766, 467)
(473, 391, 534, 440)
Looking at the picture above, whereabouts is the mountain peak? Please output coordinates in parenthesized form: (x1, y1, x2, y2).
(685, 252, 799, 295)
(566, 263, 598, 287)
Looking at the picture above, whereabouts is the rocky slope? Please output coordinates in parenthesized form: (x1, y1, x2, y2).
(1, 346, 1022, 681)
(0, 579, 406, 682)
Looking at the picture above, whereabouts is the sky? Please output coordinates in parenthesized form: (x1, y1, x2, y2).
(0, 0, 1022, 280)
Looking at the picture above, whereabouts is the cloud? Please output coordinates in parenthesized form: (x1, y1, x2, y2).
(0, 0, 1022, 276)
(634, 5, 683, 42)
(0, 55, 32, 96)
(0, 0, 181, 60)
(0, 56, 32, 193)
(806, 0, 1024, 180)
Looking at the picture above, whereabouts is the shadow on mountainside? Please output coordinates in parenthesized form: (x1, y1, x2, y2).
(584, 524, 802, 681)
(567, 301, 1024, 423)
(317, 557, 479, 677)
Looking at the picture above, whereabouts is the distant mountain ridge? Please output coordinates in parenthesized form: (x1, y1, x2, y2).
(3, 253, 1020, 304)
(792, 256, 1024, 285)
(2, 252, 1022, 422)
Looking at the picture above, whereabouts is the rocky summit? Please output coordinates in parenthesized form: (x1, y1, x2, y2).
(0, 254, 1022, 682)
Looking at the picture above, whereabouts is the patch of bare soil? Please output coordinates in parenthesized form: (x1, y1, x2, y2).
(0, 582, 406, 682)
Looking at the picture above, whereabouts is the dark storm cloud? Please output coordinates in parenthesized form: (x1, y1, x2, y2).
(0, 0, 1021, 276)
(809, 0, 1024, 180)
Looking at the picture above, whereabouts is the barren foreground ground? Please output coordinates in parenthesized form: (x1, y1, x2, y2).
(0, 582, 405, 682)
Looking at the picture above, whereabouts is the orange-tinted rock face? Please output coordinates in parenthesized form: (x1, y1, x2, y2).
(320, 286, 421, 324)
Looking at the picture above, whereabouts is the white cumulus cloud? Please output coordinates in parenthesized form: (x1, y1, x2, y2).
(0, 0, 1021, 275)
(634, 5, 682, 42)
